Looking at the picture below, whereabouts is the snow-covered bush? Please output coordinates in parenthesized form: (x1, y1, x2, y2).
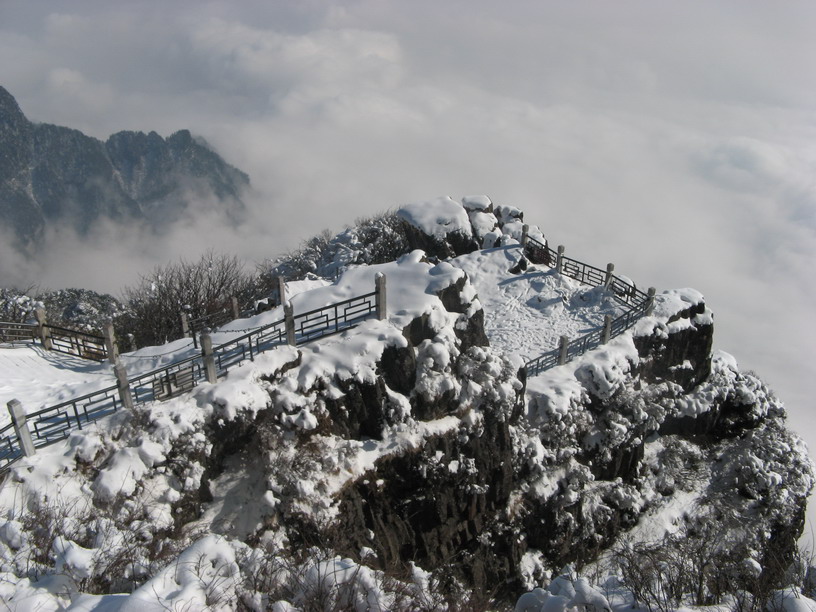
(259, 210, 411, 283)
(41, 288, 129, 333)
(0, 287, 130, 332)
(0, 492, 190, 597)
(0, 287, 42, 323)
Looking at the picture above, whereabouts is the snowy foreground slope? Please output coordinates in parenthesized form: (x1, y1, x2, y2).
(0, 196, 813, 610)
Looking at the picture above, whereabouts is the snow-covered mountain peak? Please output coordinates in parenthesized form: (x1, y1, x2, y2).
(0, 195, 812, 610)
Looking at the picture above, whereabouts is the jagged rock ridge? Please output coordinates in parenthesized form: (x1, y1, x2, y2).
(0, 85, 249, 247)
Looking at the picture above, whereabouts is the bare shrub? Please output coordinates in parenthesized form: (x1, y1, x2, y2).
(122, 250, 254, 347)
(613, 517, 814, 612)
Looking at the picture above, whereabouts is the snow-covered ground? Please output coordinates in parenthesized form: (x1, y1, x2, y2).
(452, 245, 626, 362)
(0, 346, 115, 424)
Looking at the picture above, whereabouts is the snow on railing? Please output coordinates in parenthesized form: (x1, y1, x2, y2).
(292, 291, 378, 343)
(522, 234, 654, 378)
(27, 386, 121, 446)
(187, 308, 233, 348)
(128, 355, 207, 405)
(1, 281, 384, 472)
(211, 319, 286, 376)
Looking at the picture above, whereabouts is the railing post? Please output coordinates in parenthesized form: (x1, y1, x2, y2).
(646, 287, 657, 315)
(200, 330, 218, 384)
(103, 321, 119, 365)
(604, 263, 615, 289)
(556, 246, 565, 274)
(521, 224, 529, 247)
(181, 312, 191, 338)
(284, 301, 296, 346)
(602, 315, 612, 344)
(113, 359, 134, 411)
(375, 273, 387, 321)
(274, 276, 287, 307)
(7, 400, 35, 458)
(230, 296, 240, 320)
(558, 335, 570, 365)
(34, 308, 52, 351)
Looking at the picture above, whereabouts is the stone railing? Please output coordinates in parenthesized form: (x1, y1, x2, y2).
(1, 274, 387, 471)
(521, 231, 654, 377)
(0, 321, 37, 344)
(2, 225, 654, 470)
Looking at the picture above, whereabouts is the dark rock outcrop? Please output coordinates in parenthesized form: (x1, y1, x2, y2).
(634, 298, 713, 391)
(228, 279, 809, 602)
(331, 408, 523, 597)
(517, 292, 811, 582)
(400, 220, 480, 260)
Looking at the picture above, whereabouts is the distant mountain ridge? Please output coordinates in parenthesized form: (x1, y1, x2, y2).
(0, 85, 249, 246)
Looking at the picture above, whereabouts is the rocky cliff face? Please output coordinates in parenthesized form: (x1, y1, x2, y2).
(0, 86, 41, 243)
(519, 291, 812, 588)
(0, 85, 248, 247)
(255, 283, 809, 600)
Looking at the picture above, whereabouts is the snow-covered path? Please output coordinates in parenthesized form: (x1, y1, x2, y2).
(452, 246, 626, 363)
(0, 345, 115, 425)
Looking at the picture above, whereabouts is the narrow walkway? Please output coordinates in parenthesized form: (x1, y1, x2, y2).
(0, 346, 114, 427)
(452, 247, 627, 363)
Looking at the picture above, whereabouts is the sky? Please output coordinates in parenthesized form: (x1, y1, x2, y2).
(1, 0, 815, 527)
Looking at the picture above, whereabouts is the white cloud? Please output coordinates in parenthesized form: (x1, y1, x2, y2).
(45, 67, 116, 115)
